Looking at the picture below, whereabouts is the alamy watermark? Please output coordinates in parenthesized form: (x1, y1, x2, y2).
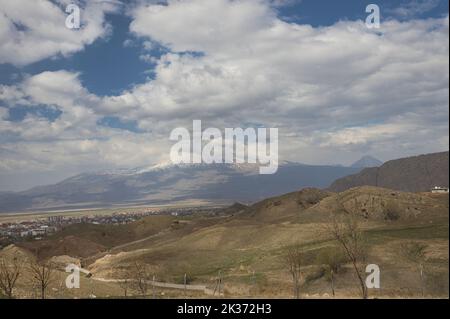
(65, 3, 80, 29)
(365, 264, 381, 289)
(169, 120, 279, 174)
(366, 4, 381, 29)
(65, 263, 80, 289)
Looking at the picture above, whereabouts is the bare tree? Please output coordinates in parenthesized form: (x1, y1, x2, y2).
(400, 242, 427, 297)
(316, 247, 347, 297)
(326, 213, 368, 299)
(213, 270, 223, 297)
(28, 260, 56, 299)
(0, 256, 22, 299)
(131, 262, 150, 297)
(118, 268, 132, 298)
(284, 244, 303, 299)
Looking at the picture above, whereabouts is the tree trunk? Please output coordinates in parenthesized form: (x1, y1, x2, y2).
(331, 270, 335, 297)
(419, 263, 424, 298)
(351, 260, 367, 299)
(292, 273, 300, 299)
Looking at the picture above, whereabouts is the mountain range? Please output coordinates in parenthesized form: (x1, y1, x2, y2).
(0, 162, 362, 213)
(1, 151, 446, 213)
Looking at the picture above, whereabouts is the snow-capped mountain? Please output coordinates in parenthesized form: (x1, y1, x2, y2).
(0, 162, 362, 212)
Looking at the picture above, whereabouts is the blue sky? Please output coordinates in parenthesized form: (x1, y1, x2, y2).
(0, 0, 448, 190)
(0, 13, 152, 96)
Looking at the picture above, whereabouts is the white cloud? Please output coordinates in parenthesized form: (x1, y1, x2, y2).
(0, 0, 120, 66)
(123, 0, 449, 132)
(130, 0, 276, 55)
(389, 0, 442, 19)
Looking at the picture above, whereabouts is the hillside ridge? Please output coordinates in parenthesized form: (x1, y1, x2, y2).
(329, 151, 449, 193)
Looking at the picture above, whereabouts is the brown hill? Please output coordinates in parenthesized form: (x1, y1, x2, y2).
(329, 151, 449, 192)
(307, 186, 449, 222)
(236, 187, 331, 222)
(52, 215, 175, 247)
(215, 202, 248, 216)
(18, 235, 106, 260)
(17, 215, 176, 260)
(0, 244, 35, 262)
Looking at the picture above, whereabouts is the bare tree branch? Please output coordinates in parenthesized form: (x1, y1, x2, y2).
(0, 255, 22, 299)
(130, 262, 150, 297)
(283, 244, 303, 299)
(316, 247, 347, 297)
(325, 213, 368, 299)
(400, 241, 428, 297)
(28, 259, 56, 299)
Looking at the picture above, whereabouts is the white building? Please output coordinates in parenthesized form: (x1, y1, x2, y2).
(431, 186, 450, 193)
(31, 229, 46, 236)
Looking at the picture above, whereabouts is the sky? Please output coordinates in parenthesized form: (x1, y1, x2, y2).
(0, 0, 448, 191)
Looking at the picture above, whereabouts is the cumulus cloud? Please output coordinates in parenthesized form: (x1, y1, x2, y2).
(122, 0, 449, 154)
(0, 0, 120, 66)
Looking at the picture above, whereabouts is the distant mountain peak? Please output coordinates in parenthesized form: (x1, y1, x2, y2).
(351, 155, 383, 168)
